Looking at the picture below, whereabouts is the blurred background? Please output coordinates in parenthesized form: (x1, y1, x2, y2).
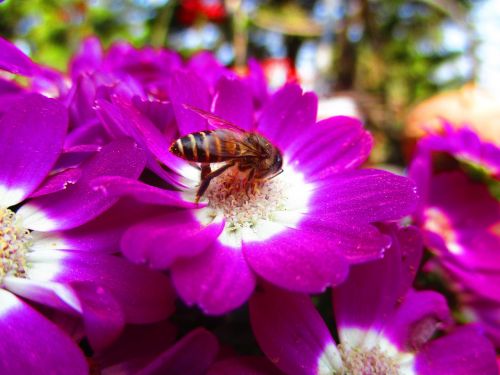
(1, 0, 499, 166)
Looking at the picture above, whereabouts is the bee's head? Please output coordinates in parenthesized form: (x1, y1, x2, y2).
(169, 140, 181, 156)
(257, 149, 283, 179)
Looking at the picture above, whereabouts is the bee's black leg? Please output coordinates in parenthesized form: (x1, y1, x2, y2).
(195, 161, 236, 203)
(245, 168, 256, 196)
(201, 165, 211, 180)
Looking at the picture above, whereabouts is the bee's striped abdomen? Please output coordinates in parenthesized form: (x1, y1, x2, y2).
(171, 131, 227, 163)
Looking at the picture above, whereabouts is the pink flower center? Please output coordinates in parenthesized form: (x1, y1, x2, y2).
(0, 207, 31, 282)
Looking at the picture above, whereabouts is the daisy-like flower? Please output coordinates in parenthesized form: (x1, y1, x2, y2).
(94, 75, 418, 314)
(0, 91, 175, 373)
(249, 225, 498, 375)
(409, 125, 500, 347)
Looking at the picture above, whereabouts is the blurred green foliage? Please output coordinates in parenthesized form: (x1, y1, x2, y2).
(0, 0, 167, 69)
(0, 0, 477, 163)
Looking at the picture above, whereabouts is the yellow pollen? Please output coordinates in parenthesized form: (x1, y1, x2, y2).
(204, 167, 287, 232)
(337, 344, 399, 375)
(0, 207, 32, 283)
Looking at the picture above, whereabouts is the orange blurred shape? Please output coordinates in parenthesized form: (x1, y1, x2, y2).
(405, 84, 500, 148)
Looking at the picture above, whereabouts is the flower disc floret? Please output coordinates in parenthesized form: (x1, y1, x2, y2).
(0, 207, 31, 282)
(204, 167, 289, 232)
(337, 344, 399, 375)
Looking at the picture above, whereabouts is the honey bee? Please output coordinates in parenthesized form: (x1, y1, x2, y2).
(169, 105, 283, 203)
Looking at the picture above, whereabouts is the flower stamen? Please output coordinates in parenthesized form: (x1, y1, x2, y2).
(337, 344, 399, 375)
(205, 167, 288, 232)
(0, 207, 32, 283)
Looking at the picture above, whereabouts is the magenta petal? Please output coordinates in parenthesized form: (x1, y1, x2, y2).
(425, 171, 500, 271)
(249, 287, 340, 375)
(12, 279, 123, 353)
(0, 37, 37, 75)
(30, 168, 82, 198)
(440, 262, 500, 301)
(90, 176, 199, 208)
(0, 289, 88, 375)
(3, 277, 81, 314)
(212, 75, 254, 131)
(415, 325, 497, 375)
(383, 290, 451, 351)
(244, 226, 351, 293)
(187, 50, 231, 89)
(167, 70, 211, 135)
(408, 144, 432, 217)
(288, 116, 373, 178)
(31, 199, 163, 253)
(131, 97, 177, 141)
(245, 58, 269, 108)
(137, 328, 219, 375)
(96, 320, 177, 373)
(333, 242, 402, 339)
(297, 217, 391, 263)
(55, 147, 98, 171)
(96, 96, 190, 185)
(70, 36, 103, 78)
(257, 83, 317, 150)
(172, 241, 256, 315)
(18, 138, 146, 231)
(121, 211, 224, 268)
(71, 282, 125, 351)
(0, 93, 67, 206)
(0, 78, 23, 96)
(422, 125, 500, 176)
(310, 169, 418, 224)
(65, 75, 98, 130)
(395, 226, 423, 299)
(51, 252, 175, 323)
(94, 97, 134, 139)
(464, 298, 500, 348)
(207, 357, 284, 375)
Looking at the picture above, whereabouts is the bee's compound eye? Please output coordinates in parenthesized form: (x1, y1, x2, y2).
(169, 142, 179, 154)
(275, 153, 283, 169)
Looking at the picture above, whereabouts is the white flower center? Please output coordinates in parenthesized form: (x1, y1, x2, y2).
(194, 163, 312, 247)
(0, 207, 31, 283)
(337, 344, 400, 375)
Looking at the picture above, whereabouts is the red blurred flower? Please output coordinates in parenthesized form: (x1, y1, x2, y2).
(179, 0, 226, 25)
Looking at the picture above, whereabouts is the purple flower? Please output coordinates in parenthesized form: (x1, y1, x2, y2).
(0, 92, 176, 372)
(249, 225, 498, 375)
(63, 37, 267, 157)
(94, 77, 418, 314)
(409, 125, 500, 347)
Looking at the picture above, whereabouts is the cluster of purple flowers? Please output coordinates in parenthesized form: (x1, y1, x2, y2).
(0, 35, 498, 374)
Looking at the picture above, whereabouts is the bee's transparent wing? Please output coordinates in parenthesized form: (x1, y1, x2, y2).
(182, 104, 247, 133)
(183, 104, 262, 159)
